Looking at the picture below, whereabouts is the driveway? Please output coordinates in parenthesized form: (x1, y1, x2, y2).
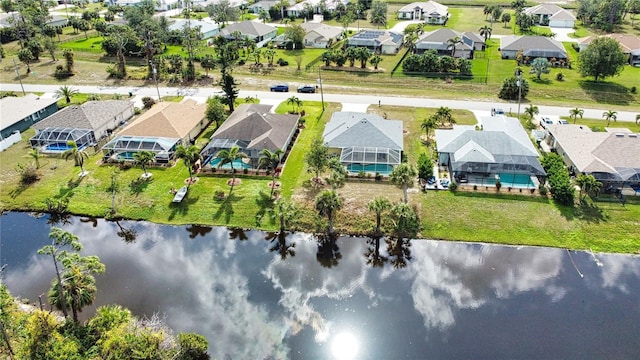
(550, 27, 578, 42)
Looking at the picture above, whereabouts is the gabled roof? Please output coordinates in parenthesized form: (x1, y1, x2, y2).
(169, 19, 218, 34)
(579, 34, 640, 53)
(1, 94, 58, 130)
(120, 100, 206, 139)
(300, 22, 343, 40)
(550, 9, 576, 21)
(287, 0, 346, 11)
(348, 30, 403, 47)
(523, 4, 574, 18)
(398, 1, 448, 15)
(219, 20, 276, 37)
(500, 35, 567, 57)
(210, 103, 299, 152)
(323, 112, 403, 150)
(415, 28, 476, 51)
(33, 100, 132, 131)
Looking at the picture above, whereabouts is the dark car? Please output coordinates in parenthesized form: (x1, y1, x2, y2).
(297, 85, 316, 93)
(270, 84, 289, 92)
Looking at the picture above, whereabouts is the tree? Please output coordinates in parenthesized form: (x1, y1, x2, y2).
(370, 55, 383, 70)
(315, 189, 342, 235)
(177, 333, 210, 360)
(215, 146, 248, 191)
(258, 148, 284, 198)
(63, 49, 74, 74)
(578, 37, 626, 82)
(417, 152, 433, 180)
(479, 25, 492, 43)
(61, 141, 89, 175)
(491, 6, 503, 25)
(501, 12, 512, 27)
(434, 106, 454, 126)
(17, 48, 34, 74)
(345, 46, 358, 67)
(447, 36, 462, 57)
(367, 196, 391, 236)
(133, 150, 155, 177)
(43, 37, 56, 61)
(205, 96, 226, 129)
(258, 9, 270, 23)
(370, 0, 387, 28)
(175, 144, 202, 183)
(219, 70, 239, 112)
(602, 110, 617, 126)
(77, 19, 91, 39)
(498, 76, 529, 100)
(200, 54, 216, 76)
(284, 24, 305, 49)
(574, 173, 602, 202)
(206, 0, 239, 26)
(420, 115, 438, 140)
(27, 148, 41, 169)
(55, 85, 79, 104)
(389, 163, 418, 203)
(273, 198, 297, 234)
(286, 95, 302, 113)
(524, 104, 539, 120)
(390, 202, 420, 240)
(306, 137, 329, 183)
(569, 107, 584, 124)
(355, 46, 372, 68)
(529, 57, 550, 79)
(325, 157, 347, 190)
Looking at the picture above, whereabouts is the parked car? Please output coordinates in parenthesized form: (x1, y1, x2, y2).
(539, 117, 554, 128)
(557, 119, 569, 125)
(297, 85, 316, 93)
(491, 108, 505, 116)
(270, 84, 289, 92)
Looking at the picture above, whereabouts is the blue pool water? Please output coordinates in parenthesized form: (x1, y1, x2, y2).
(347, 163, 393, 175)
(45, 143, 74, 152)
(209, 157, 252, 169)
(499, 173, 535, 188)
(116, 151, 137, 160)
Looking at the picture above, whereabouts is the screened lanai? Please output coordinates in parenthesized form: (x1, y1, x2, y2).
(341, 146, 401, 175)
(200, 139, 253, 167)
(102, 135, 178, 164)
(30, 127, 94, 153)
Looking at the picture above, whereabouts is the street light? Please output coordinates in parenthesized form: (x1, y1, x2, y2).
(149, 60, 161, 102)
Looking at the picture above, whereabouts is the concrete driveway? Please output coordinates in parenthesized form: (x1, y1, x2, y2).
(550, 27, 578, 42)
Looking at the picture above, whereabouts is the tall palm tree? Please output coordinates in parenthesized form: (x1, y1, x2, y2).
(61, 141, 89, 175)
(273, 198, 297, 234)
(55, 85, 79, 104)
(367, 196, 391, 236)
(420, 115, 438, 139)
(524, 104, 539, 120)
(28, 148, 42, 168)
(215, 146, 248, 191)
(479, 25, 492, 43)
(447, 36, 462, 57)
(569, 107, 584, 124)
(390, 163, 418, 204)
(435, 106, 453, 126)
(574, 173, 602, 202)
(315, 189, 342, 235)
(286, 96, 302, 113)
(133, 150, 155, 177)
(49, 265, 98, 323)
(602, 110, 617, 126)
(258, 148, 284, 198)
(370, 55, 383, 70)
(175, 144, 202, 184)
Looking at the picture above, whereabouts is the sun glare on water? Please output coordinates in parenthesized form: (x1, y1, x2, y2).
(331, 332, 359, 360)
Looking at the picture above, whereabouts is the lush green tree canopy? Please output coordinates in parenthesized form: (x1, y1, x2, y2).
(578, 36, 626, 81)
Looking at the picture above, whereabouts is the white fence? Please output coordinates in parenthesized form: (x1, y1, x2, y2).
(0, 131, 21, 152)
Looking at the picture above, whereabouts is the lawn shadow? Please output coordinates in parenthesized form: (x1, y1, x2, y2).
(212, 192, 244, 224)
(254, 190, 274, 226)
(167, 194, 199, 221)
(577, 80, 635, 105)
(451, 190, 550, 203)
(574, 201, 608, 223)
(531, 77, 552, 85)
(129, 177, 152, 196)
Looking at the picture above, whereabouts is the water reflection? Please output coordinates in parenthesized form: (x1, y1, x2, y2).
(1, 213, 640, 359)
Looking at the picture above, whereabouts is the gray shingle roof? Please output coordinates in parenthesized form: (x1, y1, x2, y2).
(32, 100, 133, 131)
(416, 28, 475, 51)
(1, 94, 58, 130)
(323, 112, 403, 150)
(219, 20, 276, 37)
(500, 35, 567, 57)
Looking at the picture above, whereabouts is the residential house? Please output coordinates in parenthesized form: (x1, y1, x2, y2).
(579, 34, 640, 65)
(414, 28, 484, 58)
(30, 100, 134, 153)
(544, 125, 640, 187)
(286, 0, 348, 18)
(348, 30, 403, 54)
(249, 0, 291, 13)
(169, 19, 219, 40)
(500, 35, 567, 62)
(102, 100, 208, 164)
(219, 21, 277, 47)
(523, 3, 576, 28)
(200, 104, 299, 168)
(397, 1, 449, 24)
(322, 112, 403, 175)
(435, 115, 546, 188)
(47, 15, 68, 28)
(1, 94, 59, 139)
(300, 22, 343, 48)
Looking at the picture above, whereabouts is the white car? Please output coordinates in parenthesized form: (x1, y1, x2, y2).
(539, 117, 554, 128)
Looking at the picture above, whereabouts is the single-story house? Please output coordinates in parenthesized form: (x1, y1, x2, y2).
(30, 100, 134, 153)
(300, 22, 343, 48)
(1, 94, 59, 139)
(397, 1, 449, 24)
(286, 0, 347, 17)
(348, 30, 403, 54)
(414, 28, 484, 58)
(169, 19, 219, 40)
(500, 35, 567, 61)
(523, 4, 576, 28)
(544, 125, 640, 185)
(435, 115, 546, 188)
(249, 0, 291, 13)
(156, 0, 183, 11)
(218, 21, 277, 47)
(200, 103, 299, 168)
(47, 15, 68, 28)
(578, 34, 640, 65)
(322, 112, 403, 175)
(102, 100, 208, 164)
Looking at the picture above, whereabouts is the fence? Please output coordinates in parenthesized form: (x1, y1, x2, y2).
(0, 131, 21, 152)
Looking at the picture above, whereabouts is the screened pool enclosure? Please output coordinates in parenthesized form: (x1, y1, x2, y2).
(30, 127, 94, 153)
(102, 136, 178, 164)
(339, 146, 401, 175)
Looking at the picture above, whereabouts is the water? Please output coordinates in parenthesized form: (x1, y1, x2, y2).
(1, 212, 639, 359)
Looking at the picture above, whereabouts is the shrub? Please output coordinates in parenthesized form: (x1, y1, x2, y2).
(556, 72, 564, 81)
(498, 76, 529, 100)
(539, 183, 548, 195)
(631, 86, 637, 94)
(357, 170, 365, 178)
(448, 182, 458, 191)
(540, 153, 574, 205)
(54, 65, 73, 79)
(374, 172, 382, 181)
(142, 97, 156, 109)
(495, 179, 502, 191)
(134, 107, 141, 115)
(417, 152, 433, 180)
(277, 58, 288, 66)
(16, 163, 39, 184)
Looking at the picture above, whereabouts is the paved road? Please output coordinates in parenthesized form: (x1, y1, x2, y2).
(1, 83, 637, 122)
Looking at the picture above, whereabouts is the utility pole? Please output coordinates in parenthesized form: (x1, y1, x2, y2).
(12, 59, 25, 95)
(318, 67, 324, 112)
(149, 60, 161, 101)
(516, 68, 522, 120)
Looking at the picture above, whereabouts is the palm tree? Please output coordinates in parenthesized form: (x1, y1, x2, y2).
(390, 163, 418, 204)
(602, 110, 617, 126)
(315, 189, 342, 235)
(447, 37, 462, 57)
(258, 148, 284, 198)
(55, 85, 79, 104)
(367, 196, 391, 236)
(28, 148, 42, 168)
(215, 146, 248, 191)
(273, 198, 297, 234)
(175, 144, 202, 184)
(133, 150, 155, 178)
(420, 115, 438, 139)
(49, 265, 98, 323)
(355, 46, 372, 68)
(286, 96, 301, 113)
(574, 173, 602, 202)
(479, 25, 492, 43)
(524, 104, 539, 120)
(370, 55, 383, 70)
(569, 107, 584, 124)
(61, 141, 89, 175)
(435, 106, 453, 126)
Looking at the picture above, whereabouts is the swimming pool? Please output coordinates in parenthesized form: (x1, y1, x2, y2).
(499, 173, 535, 188)
(209, 157, 253, 169)
(45, 143, 76, 152)
(116, 151, 137, 161)
(347, 163, 393, 175)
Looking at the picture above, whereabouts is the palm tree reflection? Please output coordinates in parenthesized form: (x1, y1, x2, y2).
(114, 220, 137, 243)
(385, 237, 412, 269)
(186, 225, 213, 239)
(364, 236, 388, 268)
(264, 231, 296, 260)
(316, 233, 342, 268)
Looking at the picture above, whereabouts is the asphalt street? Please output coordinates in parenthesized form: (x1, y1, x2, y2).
(0, 82, 637, 122)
